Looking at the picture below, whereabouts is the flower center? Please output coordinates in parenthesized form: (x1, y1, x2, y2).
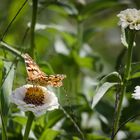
(24, 86, 45, 106)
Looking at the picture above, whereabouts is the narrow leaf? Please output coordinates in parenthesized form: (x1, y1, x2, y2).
(1, 61, 15, 116)
(92, 82, 117, 109)
(0, 61, 15, 140)
(100, 71, 122, 84)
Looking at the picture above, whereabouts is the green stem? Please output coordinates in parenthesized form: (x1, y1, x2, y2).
(0, 110, 7, 140)
(124, 31, 136, 79)
(23, 112, 34, 140)
(60, 106, 85, 140)
(112, 30, 136, 140)
(0, 41, 21, 57)
(0, 0, 28, 41)
(0, 90, 7, 140)
(30, 0, 38, 57)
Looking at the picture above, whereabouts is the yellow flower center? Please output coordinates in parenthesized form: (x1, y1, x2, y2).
(24, 86, 45, 106)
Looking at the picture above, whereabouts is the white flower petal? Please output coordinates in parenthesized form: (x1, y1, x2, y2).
(117, 8, 140, 30)
(134, 86, 140, 92)
(11, 84, 59, 117)
(132, 86, 140, 100)
(121, 22, 129, 28)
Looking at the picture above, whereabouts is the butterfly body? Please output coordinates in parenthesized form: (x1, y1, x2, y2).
(23, 53, 66, 87)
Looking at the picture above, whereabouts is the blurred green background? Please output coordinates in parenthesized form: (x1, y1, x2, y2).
(1, 0, 140, 140)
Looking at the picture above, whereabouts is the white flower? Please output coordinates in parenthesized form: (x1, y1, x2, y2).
(117, 8, 140, 30)
(11, 84, 59, 117)
(132, 86, 140, 99)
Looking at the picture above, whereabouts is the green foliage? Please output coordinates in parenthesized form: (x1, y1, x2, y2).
(39, 128, 60, 140)
(1, 61, 15, 139)
(92, 82, 118, 109)
(1, 0, 140, 140)
(1, 61, 15, 111)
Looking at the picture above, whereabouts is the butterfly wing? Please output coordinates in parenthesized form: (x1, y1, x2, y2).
(43, 74, 66, 87)
(23, 53, 66, 87)
(23, 53, 46, 81)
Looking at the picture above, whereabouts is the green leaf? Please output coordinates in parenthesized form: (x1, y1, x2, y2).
(92, 82, 118, 109)
(80, 0, 121, 19)
(61, 32, 77, 47)
(73, 136, 81, 140)
(86, 133, 110, 140)
(48, 4, 69, 17)
(12, 115, 27, 126)
(0, 61, 15, 140)
(39, 128, 60, 140)
(1, 61, 15, 116)
(73, 51, 94, 69)
(100, 71, 122, 84)
(45, 110, 64, 128)
(130, 62, 140, 79)
(126, 122, 140, 132)
(91, 72, 121, 109)
(130, 72, 140, 79)
(0, 61, 3, 86)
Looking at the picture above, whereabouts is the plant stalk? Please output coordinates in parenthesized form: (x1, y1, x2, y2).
(112, 30, 136, 140)
(30, 0, 38, 57)
(1, 110, 7, 140)
(0, 41, 21, 57)
(23, 112, 34, 140)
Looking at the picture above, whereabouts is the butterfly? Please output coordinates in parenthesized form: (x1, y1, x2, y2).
(23, 53, 66, 87)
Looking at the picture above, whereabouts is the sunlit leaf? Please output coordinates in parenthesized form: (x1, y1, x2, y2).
(39, 128, 60, 140)
(126, 122, 140, 132)
(73, 136, 81, 140)
(92, 82, 118, 109)
(86, 133, 110, 140)
(12, 115, 27, 126)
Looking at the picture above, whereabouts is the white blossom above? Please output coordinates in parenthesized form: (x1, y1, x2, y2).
(132, 86, 140, 100)
(11, 84, 59, 117)
(117, 8, 140, 30)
